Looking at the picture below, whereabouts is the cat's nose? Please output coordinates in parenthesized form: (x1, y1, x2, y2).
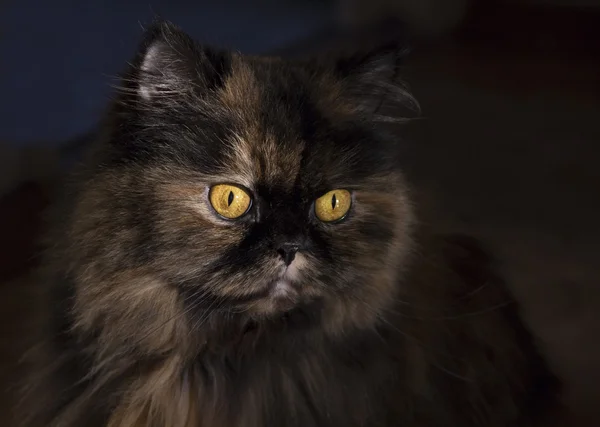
(277, 243, 300, 266)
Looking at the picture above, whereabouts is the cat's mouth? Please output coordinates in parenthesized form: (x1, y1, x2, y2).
(268, 279, 298, 299)
(228, 277, 303, 317)
(223, 278, 298, 305)
(221, 263, 310, 316)
(252, 279, 300, 315)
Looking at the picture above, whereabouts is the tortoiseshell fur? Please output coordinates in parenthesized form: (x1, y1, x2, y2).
(19, 21, 558, 427)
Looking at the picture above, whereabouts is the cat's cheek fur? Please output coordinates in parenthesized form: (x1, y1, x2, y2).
(72, 271, 189, 356)
(317, 179, 415, 334)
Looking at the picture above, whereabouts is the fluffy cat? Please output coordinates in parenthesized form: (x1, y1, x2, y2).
(18, 21, 558, 427)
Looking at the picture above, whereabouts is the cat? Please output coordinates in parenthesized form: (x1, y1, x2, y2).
(17, 21, 559, 427)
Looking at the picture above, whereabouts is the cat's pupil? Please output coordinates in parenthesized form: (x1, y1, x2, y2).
(227, 191, 234, 206)
(331, 194, 337, 210)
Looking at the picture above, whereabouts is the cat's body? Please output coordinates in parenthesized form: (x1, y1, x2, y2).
(19, 22, 557, 427)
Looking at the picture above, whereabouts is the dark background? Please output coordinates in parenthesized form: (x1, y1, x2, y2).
(1, 0, 599, 424)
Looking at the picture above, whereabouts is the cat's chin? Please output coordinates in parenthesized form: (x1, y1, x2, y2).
(247, 279, 301, 317)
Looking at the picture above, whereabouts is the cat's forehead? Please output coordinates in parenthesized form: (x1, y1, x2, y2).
(138, 54, 394, 191)
(212, 58, 314, 190)
(119, 26, 412, 191)
(220, 131, 304, 190)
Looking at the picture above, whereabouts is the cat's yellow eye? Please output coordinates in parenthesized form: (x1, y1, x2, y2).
(315, 189, 352, 223)
(209, 184, 252, 219)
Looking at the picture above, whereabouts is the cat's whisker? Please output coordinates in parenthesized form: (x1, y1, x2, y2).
(190, 295, 224, 332)
(456, 280, 491, 300)
(353, 296, 472, 383)
(76, 290, 215, 393)
(425, 301, 513, 321)
(85, 284, 214, 373)
(386, 298, 513, 321)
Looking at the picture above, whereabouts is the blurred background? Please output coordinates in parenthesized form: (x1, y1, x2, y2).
(1, 0, 599, 424)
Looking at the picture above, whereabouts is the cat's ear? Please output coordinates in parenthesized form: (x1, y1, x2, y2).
(127, 21, 230, 103)
(332, 43, 420, 121)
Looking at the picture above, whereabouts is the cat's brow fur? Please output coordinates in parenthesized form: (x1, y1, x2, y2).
(18, 21, 558, 427)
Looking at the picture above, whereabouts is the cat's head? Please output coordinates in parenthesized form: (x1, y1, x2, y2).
(68, 22, 417, 344)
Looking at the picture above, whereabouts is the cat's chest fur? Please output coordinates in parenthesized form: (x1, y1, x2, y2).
(23, 235, 556, 427)
(105, 293, 540, 427)
(107, 318, 402, 427)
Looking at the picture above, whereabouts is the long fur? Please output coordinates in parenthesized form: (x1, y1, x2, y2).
(18, 21, 558, 427)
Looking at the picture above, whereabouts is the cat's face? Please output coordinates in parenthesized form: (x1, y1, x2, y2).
(72, 22, 416, 336)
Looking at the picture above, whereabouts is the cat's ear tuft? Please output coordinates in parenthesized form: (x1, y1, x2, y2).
(333, 43, 420, 121)
(129, 21, 230, 102)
